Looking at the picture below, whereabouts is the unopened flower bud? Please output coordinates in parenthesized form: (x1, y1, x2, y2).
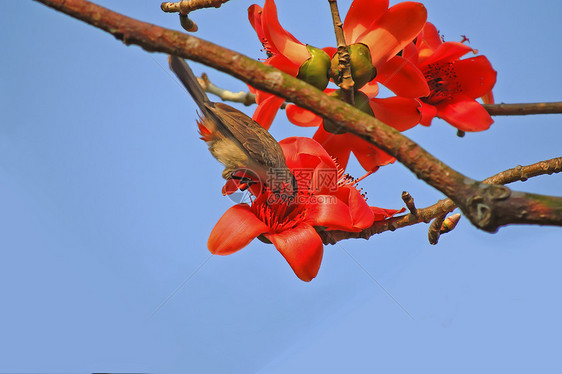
(440, 213, 461, 234)
(179, 14, 198, 32)
(330, 43, 377, 89)
(297, 45, 331, 90)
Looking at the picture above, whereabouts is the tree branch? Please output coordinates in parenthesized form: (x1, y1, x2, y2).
(197, 73, 256, 106)
(321, 157, 562, 244)
(34, 0, 562, 232)
(170, 81, 562, 118)
(161, 0, 231, 32)
(484, 102, 562, 116)
(328, 0, 354, 105)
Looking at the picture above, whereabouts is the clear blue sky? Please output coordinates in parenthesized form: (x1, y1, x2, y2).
(1, 0, 561, 372)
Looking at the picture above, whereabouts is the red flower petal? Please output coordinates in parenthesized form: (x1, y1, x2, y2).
(357, 2, 427, 67)
(436, 96, 494, 132)
(377, 55, 429, 97)
(265, 223, 323, 282)
(286, 104, 323, 127)
(222, 179, 240, 196)
(311, 198, 403, 232)
(280, 136, 336, 173)
(266, 53, 300, 77)
(340, 185, 375, 230)
(418, 22, 442, 52)
(402, 41, 419, 64)
(369, 96, 421, 131)
(248, 4, 265, 44)
(322, 46, 337, 59)
(313, 127, 352, 169)
(309, 195, 355, 230)
(419, 41, 474, 67)
(262, 0, 310, 65)
(280, 136, 334, 161)
(313, 122, 396, 173)
(453, 56, 497, 99)
(252, 94, 285, 130)
(343, 0, 389, 43)
(419, 101, 437, 126)
(221, 170, 264, 196)
(481, 90, 495, 105)
(371, 206, 406, 221)
(208, 204, 269, 255)
(360, 80, 379, 97)
(351, 138, 395, 172)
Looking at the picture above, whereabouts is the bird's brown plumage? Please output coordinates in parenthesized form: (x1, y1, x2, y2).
(168, 55, 295, 194)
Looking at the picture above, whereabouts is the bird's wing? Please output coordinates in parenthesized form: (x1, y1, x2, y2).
(211, 102, 287, 169)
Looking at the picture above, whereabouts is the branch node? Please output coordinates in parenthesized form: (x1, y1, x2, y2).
(401, 191, 417, 216)
(428, 214, 447, 245)
(162, 0, 230, 31)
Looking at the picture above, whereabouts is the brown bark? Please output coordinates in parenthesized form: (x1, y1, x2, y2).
(34, 0, 562, 233)
(321, 157, 562, 244)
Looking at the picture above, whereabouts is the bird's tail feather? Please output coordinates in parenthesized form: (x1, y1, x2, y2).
(168, 55, 210, 113)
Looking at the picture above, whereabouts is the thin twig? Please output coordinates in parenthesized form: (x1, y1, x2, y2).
(321, 157, 562, 244)
(197, 73, 256, 106)
(161, 0, 230, 31)
(484, 102, 562, 116)
(161, 0, 229, 13)
(34, 0, 562, 233)
(401, 191, 417, 216)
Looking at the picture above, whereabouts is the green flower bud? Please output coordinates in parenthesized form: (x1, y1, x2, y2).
(297, 45, 331, 91)
(323, 90, 374, 134)
(329, 43, 377, 89)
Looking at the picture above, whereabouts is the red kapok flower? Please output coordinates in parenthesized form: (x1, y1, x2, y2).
(280, 137, 395, 232)
(209, 188, 323, 282)
(248, 0, 330, 129)
(286, 84, 422, 172)
(336, 0, 430, 97)
(208, 137, 403, 281)
(250, 0, 428, 172)
(404, 22, 497, 131)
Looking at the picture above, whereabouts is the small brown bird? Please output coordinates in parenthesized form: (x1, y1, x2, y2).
(168, 55, 296, 196)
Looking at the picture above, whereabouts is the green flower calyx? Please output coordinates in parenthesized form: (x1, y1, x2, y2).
(330, 43, 377, 89)
(297, 45, 331, 91)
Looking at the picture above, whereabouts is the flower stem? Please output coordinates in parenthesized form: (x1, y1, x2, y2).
(328, 0, 354, 105)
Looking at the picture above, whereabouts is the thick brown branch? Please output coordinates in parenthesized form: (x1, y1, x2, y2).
(484, 102, 562, 116)
(322, 157, 562, 244)
(34, 0, 562, 233)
